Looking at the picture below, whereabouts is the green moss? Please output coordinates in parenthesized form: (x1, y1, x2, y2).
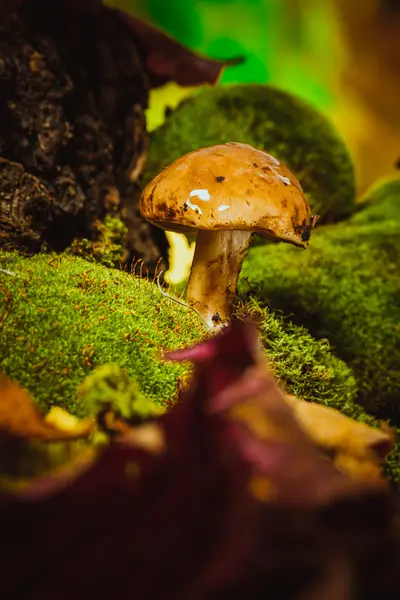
(235, 298, 360, 418)
(239, 182, 400, 420)
(235, 300, 400, 486)
(78, 363, 165, 421)
(2, 249, 398, 482)
(66, 215, 128, 268)
(0, 251, 357, 424)
(143, 84, 356, 222)
(0, 252, 207, 417)
(351, 178, 400, 225)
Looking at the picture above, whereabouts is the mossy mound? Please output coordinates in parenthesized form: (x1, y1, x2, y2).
(239, 180, 400, 420)
(0, 252, 207, 417)
(350, 178, 400, 226)
(0, 251, 358, 420)
(143, 84, 356, 223)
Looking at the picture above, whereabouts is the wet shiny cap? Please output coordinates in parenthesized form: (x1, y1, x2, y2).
(140, 142, 315, 248)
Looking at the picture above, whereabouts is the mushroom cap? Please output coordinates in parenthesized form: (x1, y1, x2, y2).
(140, 142, 315, 247)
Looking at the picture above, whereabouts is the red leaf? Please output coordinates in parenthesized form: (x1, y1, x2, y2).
(166, 321, 388, 507)
(0, 321, 398, 599)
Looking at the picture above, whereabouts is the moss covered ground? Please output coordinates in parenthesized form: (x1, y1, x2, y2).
(0, 251, 358, 422)
(0, 252, 207, 417)
(143, 84, 356, 223)
(239, 179, 400, 421)
(351, 178, 400, 225)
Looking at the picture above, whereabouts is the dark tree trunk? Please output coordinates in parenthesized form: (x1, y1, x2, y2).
(0, 1, 167, 274)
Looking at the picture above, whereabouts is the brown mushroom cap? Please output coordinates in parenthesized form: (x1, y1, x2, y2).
(140, 142, 314, 247)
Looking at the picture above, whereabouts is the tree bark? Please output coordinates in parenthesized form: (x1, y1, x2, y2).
(0, 2, 166, 273)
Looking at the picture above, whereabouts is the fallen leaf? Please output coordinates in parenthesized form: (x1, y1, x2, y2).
(284, 394, 394, 482)
(166, 321, 390, 503)
(0, 0, 238, 88)
(0, 322, 398, 600)
(45, 406, 94, 436)
(285, 394, 394, 460)
(120, 12, 244, 88)
(0, 374, 94, 441)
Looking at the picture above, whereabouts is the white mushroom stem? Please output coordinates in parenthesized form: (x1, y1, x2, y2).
(185, 229, 253, 330)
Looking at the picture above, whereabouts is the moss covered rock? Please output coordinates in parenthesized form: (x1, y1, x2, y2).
(143, 84, 356, 223)
(239, 179, 400, 420)
(351, 178, 400, 225)
(0, 251, 358, 420)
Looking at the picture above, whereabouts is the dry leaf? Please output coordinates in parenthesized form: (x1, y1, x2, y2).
(165, 322, 389, 506)
(0, 322, 398, 600)
(0, 1, 236, 88)
(120, 12, 243, 88)
(0, 374, 94, 441)
(285, 395, 394, 459)
(284, 394, 394, 482)
(45, 406, 95, 436)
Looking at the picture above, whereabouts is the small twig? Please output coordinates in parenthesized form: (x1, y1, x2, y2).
(131, 258, 140, 277)
(0, 268, 16, 276)
(156, 271, 210, 330)
(129, 257, 136, 275)
(153, 257, 163, 284)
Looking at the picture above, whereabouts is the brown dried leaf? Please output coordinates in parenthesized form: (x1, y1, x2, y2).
(0, 1, 238, 88)
(284, 394, 394, 482)
(0, 374, 94, 441)
(166, 321, 389, 507)
(0, 322, 398, 600)
(119, 12, 243, 88)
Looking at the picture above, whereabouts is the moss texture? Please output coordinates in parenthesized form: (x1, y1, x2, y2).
(66, 215, 128, 268)
(235, 299, 362, 420)
(239, 179, 400, 421)
(143, 84, 356, 223)
(351, 177, 400, 225)
(78, 363, 166, 421)
(0, 252, 207, 417)
(0, 251, 357, 421)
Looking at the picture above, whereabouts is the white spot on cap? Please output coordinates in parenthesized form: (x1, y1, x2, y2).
(185, 199, 202, 214)
(185, 189, 211, 214)
(190, 189, 211, 201)
(275, 173, 291, 186)
(266, 154, 280, 166)
(267, 165, 291, 186)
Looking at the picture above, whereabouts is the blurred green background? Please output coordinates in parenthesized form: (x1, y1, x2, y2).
(109, 0, 340, 112)
(106, 0, 400, 193)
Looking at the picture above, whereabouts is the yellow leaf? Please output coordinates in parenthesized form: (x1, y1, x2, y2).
(45, 407, 94, 438)
(0, 374, 94, 441)
(285, 394, 394, 481)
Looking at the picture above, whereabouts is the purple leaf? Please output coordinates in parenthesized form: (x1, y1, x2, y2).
(0, 320, 398, 599)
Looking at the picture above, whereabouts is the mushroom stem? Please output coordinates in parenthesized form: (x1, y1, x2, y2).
(185, 229, 252, 329)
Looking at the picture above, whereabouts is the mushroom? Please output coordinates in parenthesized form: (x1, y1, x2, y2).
(140, 142, 318, 329)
